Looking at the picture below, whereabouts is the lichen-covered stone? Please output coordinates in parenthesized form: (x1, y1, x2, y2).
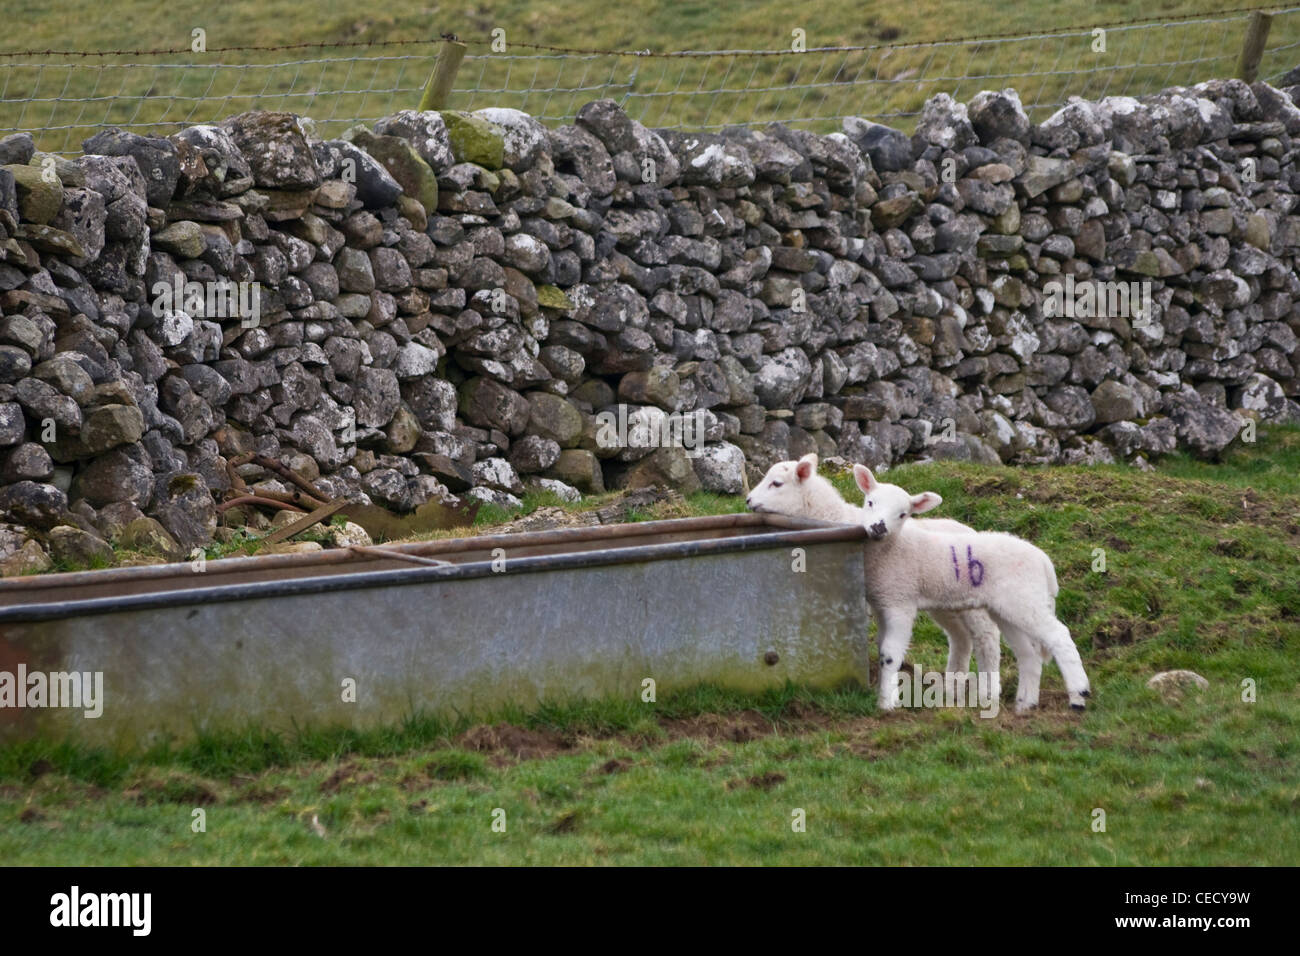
(352, 131, 438, 211)
(218, 111, 320, 190)
(4, 163, 63, 223)
(440, 111, 506, 170)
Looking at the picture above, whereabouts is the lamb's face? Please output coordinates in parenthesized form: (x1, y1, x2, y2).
(853, 464, 942, 540)
(746, 454, 818, 515)
(857, 479, 913, 540)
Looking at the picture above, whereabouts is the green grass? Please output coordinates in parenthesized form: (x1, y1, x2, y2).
(2, 426, 1298, 864)
(3, 1, 1296, 153)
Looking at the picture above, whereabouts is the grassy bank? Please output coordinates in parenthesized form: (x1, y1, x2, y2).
(4, 1, 1296, 151)
(1, 426, 1296, 865)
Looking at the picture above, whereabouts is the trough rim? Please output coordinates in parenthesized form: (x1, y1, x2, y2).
(0, 513, 866, 624)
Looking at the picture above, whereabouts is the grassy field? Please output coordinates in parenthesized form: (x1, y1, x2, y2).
(2, 1, 1298, 152)
(2, 426, 1297, 865)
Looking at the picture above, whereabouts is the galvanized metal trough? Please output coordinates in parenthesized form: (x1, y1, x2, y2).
(0, 514, 869, 747)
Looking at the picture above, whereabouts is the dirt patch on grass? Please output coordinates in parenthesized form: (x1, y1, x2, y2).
(1005, 709, 1087, 739)
(3, 700, 1109, 811)
(123, 769, 220, 806)
(235, 781, 292, 804)
(319, 761, 377, 794)
(546, 810, 582, 834)
(778, 698, 828, 721)
(458, 723, 574, 761)
(659, 709, 775, 743)
(727, 771, 786, 791)
(1092, 615, 1139, 651)
(964, 475, 1023, 497)
(846, 739, 890, 759)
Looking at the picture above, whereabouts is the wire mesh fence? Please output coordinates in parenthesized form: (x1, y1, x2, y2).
(3, 6, 1300, 155)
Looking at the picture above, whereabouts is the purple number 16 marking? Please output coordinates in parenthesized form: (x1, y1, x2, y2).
(949, 545, 985, 587)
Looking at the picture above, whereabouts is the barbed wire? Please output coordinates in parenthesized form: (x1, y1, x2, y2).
(2, 7, 1299, 154)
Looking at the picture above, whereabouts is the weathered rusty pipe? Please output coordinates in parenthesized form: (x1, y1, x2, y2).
(216, 495, 308, 514)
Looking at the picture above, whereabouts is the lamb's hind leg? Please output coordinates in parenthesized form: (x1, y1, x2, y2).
(1038, 620, 1091, 709)
(998, 623, 1042, 712)
(875, 606, 918, 711)
(929, 610, 973, 678)
(994, 610, 1090, 710)
(964, 610, 1002, 705)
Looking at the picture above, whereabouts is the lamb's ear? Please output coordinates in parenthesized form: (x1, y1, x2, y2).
(853, 464, 876, 493)
(909, 492, 942, 515)
(795, 453, 818, 481)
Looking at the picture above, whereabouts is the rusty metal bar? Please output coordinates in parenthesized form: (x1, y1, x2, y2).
(346, 545, 453, 568)
(216, 495, 309, 514)
(260, 499, 349, 546)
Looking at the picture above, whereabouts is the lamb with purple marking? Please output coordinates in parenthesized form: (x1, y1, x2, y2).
(853, 464, 1091, 713)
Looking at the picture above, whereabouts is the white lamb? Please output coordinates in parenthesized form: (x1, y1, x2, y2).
(852, 464, 1091, 712)
(747, 453, 1017, 701)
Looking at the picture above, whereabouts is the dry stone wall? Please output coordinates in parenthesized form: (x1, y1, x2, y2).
(2, 78, 1299, 570)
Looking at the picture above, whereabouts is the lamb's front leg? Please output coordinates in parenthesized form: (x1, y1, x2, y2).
(875, 605, 918, 711)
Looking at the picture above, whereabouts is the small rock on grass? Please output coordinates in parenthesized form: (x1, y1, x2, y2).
(326, 520, 372, 549)
(1147, 670, 1209, 698)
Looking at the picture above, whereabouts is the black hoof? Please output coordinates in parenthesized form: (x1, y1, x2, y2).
(1070, 703, 1086, 711)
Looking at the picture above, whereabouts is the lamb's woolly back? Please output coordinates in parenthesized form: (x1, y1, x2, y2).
(863, 514, 1058, 612)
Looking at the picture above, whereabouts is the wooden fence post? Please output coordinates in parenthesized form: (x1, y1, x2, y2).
(418, 37, 468, 112)
(1237, 11, 1274, 84)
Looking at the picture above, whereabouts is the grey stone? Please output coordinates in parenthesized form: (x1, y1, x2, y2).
(691, 441, 746, 493)
(82, 128, 180, 207)
(373, 110, 455, 172)
(842, 117, 912, 171)
(353, 367, 401, 427)
(461, 376, 531, 436)
(1090, 380, 1143, 424)
(1167, 393, 1243, 460)
(968, 88, 1031, 144)
(0, 132, 35, 166)
(753, 348, 812, 408)
(509, 434, 561, 473)
(47, 524, 114, 567)
(72, 447, 154, 508)
(0, 480, 68, 530)
(218, 111, 321, 190)
(2, 442, 53, 482)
